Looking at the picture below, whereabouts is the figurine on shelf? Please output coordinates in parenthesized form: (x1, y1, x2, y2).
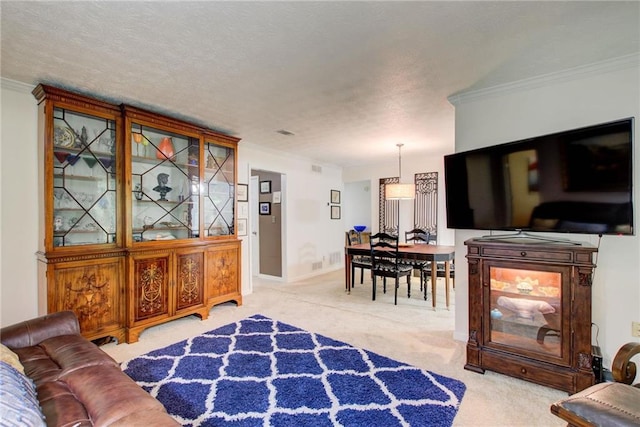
(153, 173, 172, 201)
(54, 216, 63, 231)
(133, 183, 143, 200)
(75, 126, 89, 148)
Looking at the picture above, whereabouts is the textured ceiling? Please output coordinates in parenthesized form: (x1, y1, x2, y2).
(1, 1, 639, 167)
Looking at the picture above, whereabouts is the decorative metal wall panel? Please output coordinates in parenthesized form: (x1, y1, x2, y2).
(414, 172, 438, 238)
(378, 177, 399, 235)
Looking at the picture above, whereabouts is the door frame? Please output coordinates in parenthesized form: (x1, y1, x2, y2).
(249, 169, 286, 282)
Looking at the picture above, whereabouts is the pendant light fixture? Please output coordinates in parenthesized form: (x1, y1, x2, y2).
(385, 143, 415, 200)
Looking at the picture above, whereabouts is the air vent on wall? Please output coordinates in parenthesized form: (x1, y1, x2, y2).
(312, 261, 323, 271)
(311, 164, 322, 173)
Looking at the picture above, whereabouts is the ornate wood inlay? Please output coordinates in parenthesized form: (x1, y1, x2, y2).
(64, 273, 111, 329)
(180, 258, 200, 304)
(209, 249, 238, 297)
(137, 260, 166, 316)
(177, 253, 203, 310)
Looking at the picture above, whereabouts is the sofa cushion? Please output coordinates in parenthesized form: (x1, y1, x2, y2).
(14, 334, 119, 385)
(61, 364, 173, 426)
(37, 380, 92, 427)
(0, 344, 24, 373)
(0, 361, 47, 427)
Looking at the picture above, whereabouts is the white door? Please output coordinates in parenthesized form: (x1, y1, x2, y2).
(250, 176, 260, 277)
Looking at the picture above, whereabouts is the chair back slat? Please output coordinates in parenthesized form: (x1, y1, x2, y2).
(370, 233, 400, 270)
(405, 228, 429, 244)
(369, 232, 413, 305)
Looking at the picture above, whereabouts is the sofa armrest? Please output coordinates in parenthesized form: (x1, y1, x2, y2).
(1, 311, 80, 349)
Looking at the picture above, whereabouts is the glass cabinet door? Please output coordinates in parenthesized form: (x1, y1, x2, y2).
(52, 107, 117, 247)
(487, 266, 564, 359)
(130, 124, 200, 242)
(203, 141, 235, 237)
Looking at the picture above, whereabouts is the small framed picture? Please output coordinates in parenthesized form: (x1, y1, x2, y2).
(260, 180, 272, 194)
(237, 219, 247, 236)
(237, 183, 248, 201)
(331, 205, 341, 220)
(237, 202, 249, 219)
(331, 189, 341, 204)
(259, 202, 271, 215)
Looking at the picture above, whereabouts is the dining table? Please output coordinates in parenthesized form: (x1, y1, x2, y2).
(345, 242, 456, 310)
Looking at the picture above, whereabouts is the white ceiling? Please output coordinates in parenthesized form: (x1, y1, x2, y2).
(2, 1, 639, 167)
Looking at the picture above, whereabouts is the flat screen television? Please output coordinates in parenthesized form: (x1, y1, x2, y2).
(444, 118, 634, 236)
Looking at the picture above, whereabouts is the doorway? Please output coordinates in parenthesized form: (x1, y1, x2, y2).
(250, 170, 284, 279)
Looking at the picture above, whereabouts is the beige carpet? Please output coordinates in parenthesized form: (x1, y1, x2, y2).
(102, 269, 566, 426)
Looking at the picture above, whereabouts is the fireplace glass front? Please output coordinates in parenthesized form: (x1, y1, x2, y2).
(488, 266, 563, 358)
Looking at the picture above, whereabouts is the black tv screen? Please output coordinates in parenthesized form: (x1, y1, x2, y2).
(444, 118, 634, 236)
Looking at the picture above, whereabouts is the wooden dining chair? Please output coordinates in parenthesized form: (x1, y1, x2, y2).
(403, 228, 430, 293)
(346, 230, 372, 288)
(421, 233, 455, 292)
(370, 232, 413, 305)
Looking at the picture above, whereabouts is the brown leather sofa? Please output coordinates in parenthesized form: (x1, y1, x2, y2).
(1, 311, 179, 427)
(550, 342, 640, 427)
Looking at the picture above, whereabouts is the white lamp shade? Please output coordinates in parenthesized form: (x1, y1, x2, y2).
(385, 183, 415, 200)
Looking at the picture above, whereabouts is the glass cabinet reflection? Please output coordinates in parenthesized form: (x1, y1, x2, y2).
(203, 140, 235, 237)
(52, 107, 117, 247)
(488, 266, 563, 358)
(130, 124, 200, 242)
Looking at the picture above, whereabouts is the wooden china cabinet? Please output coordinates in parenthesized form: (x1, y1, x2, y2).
(34, 85, 126, 343)
(34, 84, 242, 344)
(122, 106, 242, 343)
(464, 237, 597, 394)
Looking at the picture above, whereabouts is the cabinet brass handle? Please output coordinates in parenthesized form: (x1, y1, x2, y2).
(521, 367, 527, 374)
(520, 251, 527, 257)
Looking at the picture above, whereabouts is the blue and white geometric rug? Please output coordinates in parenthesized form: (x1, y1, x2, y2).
(122, 314, 466, 426)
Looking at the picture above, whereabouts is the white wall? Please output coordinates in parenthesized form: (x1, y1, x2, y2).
(344, 155, 455, 245)
(0, 80, 39, 326)
(449, 56, 640, 367)
(344, 180, 372, 233)
(238, 143, 345, 282)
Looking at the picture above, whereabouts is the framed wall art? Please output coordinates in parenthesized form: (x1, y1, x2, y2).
(237, 183, 248, 201)
(331, 189, 341, 204)
(331, 205, 341, 220)
(260, 180, 272, 194)
(259, 202, 271, 215)
(237, 219, 247, 236)
(237, 202, 249, 219)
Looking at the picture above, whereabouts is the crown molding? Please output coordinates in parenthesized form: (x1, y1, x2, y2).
(1, 78, 36, 93)
(448, 53, 640, 106)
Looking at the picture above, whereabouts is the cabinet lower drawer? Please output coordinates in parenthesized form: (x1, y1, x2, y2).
(480, 247, 574, 262)
(481, 351, 575, 392)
